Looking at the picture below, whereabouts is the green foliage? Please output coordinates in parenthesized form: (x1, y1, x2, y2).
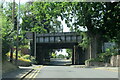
(1, 2, 19, 59)
(21, 55, 36, 63)
(98, 52, 110, 62)
(51, 52, 56, 58)
(1, 2, 31, 60)
(21, 55, 30, 59)
(6, 51, 36, 63)
(18, 57, 31, 62)
(86, 47, 118, 63)
(55, 2, 120, 41)
(21, 2, 65, 33)
(66, 49, 72, 58)
(1, 11, 13, 55)
(2, 2, 120, 63)
(20, 45, 29, 48)
(57, 54, 65, 59)
(6, 50, 22, 58)
(102, 47, 119, 62)
(116, 32, 120, 48)
(79, 32, 90, 48)
(85, 58, 103, 63)
(97, 48, 117, 63)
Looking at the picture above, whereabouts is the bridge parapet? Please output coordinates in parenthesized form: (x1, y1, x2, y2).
(36, 32, 82, 43)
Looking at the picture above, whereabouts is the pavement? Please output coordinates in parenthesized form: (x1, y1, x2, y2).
(94, 67, 119, 72)
(71, 65, 119, 72)
(2, 65, 43, 79)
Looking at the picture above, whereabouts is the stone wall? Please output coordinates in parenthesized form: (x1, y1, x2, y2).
(85, 61, 105, 67)
(110, 55, 120, 67)
(85, 55, 120, 67)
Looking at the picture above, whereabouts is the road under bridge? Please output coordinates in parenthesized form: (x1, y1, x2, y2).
(31, 32, 88, 65)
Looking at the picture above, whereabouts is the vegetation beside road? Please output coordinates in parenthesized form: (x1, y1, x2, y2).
(6, 49, 36, 66)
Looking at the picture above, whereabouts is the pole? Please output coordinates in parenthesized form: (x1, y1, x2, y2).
(34, 32, 36, 59)
(10, 0, 15, 63)
(10, 44, 13, 62)
(32, 32, 36, 58)
(15, 0, 20, 65)
(72, 47, 74, 65)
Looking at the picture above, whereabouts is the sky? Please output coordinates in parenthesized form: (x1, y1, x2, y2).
(62, 21, 70, 32)
(55, 49, 68, 56)
(57, 16, 70, 32)
(3, 0, 29, 4)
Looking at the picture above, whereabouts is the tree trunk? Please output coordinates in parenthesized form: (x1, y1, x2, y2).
(87, 33, 102, 59)
(90, 35, 97, 59)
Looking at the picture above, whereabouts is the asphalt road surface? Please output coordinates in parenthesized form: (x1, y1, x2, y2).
(44, 58, 72, 66)
(35, 59, 118, 78)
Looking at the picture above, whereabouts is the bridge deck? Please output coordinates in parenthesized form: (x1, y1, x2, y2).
(36, 32, 82, 43)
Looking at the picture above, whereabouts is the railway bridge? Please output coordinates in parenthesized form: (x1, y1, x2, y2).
(31, 32, 86, 65)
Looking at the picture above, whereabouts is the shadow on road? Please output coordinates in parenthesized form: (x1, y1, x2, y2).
(43, 58, 72, 66)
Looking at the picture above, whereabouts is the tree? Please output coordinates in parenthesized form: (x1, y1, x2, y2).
(21, 2, 65, 33)
(57, 54, 65, 59)
(57, 2, 120, 58)
(1, 2, 14, 59)
(66, 49, 72, 58)
(51, 52, 57, 58)
(1, 1, 29, 61)
(20, 2, 119, 59)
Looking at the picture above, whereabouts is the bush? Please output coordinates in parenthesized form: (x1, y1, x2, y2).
(85, 47, 119, 63)
(20, 45, 29, 48)
(85, 58, 94, 62)
(21, 55, 30, 59)
(6, 51, 36, 63)
(21, 55, 36, 63)
(51, 53, 56, 58)
(111, 52, 119, 56)
(18, 58, 31, 62)
(95, 48, 118, 63)
(85, 58, 102, 63)
(6, 51, 22, 58)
